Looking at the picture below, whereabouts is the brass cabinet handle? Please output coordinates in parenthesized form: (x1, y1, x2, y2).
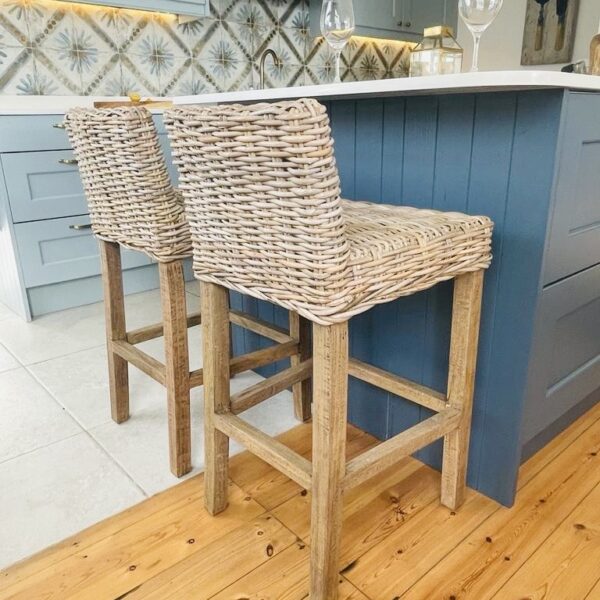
(53, 122, 66, 129)
(58, 158, 78, 165)
(69, 223, 92, 231)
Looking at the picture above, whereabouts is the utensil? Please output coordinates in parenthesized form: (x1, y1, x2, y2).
(555, 0, 568, 51)
(459, 0, 504, 71)
(320, 0, 355, 84)
(534, 0, 551, 51)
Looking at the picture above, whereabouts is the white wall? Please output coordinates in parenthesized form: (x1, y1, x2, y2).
(456, 0, 600, 71)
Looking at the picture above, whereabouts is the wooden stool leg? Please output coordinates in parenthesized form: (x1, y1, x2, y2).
(441, 270, 484, 510)
(99, 240, 129, 424)
(290, 312, 312, 421)
(159, 261, 192, 478)
(201, 282, 231, 515)
(310, 321, 348, 600)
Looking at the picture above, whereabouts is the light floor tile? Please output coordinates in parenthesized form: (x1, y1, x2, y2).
(0, 343, 19, 373)
(0, 302, 16, 321)
(0, 433, 145, 569)
(0, 368, 82, 463)
(185, 280, 201, 297)
(0, 289, 199, 366)
(89, 370, 298, 496)
(28, 324, 203, 430)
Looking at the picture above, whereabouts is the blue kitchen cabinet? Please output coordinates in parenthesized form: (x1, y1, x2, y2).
(309, 0, 458, 42)
(231, 89, 600, 508)
(0, 113, 177, 320)
(57, 0, 210, 18)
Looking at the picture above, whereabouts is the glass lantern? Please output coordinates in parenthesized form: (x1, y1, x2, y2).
(409, 26, 463, 77)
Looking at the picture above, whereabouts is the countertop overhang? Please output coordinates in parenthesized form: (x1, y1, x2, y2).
(175, 71, 600, 106)
(1, 71, 599, 115)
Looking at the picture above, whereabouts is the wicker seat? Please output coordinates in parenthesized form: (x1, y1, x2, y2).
(166, 98, 493, 599)
(65, 106, 312, 479)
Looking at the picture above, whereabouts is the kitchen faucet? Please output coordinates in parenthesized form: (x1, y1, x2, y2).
(259, 49, 281, 89)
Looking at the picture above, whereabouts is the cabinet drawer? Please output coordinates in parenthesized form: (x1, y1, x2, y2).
(523, 262, 600, 442)
(544, 93, 600, 284)
(2, 150, 87, 223)
(0, 115, 70, 153)
(14, 216, 151, 288)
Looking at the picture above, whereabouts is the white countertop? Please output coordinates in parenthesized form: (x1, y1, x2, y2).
(0, 96, 168, 115)
(175, 71, 600, 105)
(0, 72, 599, 114)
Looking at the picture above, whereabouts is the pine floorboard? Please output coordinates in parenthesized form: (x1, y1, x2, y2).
(2, 402, 600, 600)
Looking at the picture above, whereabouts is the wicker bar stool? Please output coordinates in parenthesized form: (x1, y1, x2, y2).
(64, 107, 310, 479)
(166, 99, 493, 599)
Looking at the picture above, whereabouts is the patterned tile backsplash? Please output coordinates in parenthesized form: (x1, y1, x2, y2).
(0, 0, 413, 95)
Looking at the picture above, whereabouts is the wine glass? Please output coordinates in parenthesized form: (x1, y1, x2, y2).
(459, 0, 504, 72)
(320, 0, 355, 84)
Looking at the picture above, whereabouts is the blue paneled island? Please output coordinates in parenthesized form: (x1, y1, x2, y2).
(178, 72, 600, 507)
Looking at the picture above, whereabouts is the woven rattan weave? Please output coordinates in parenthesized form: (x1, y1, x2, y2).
(166, 98, 493, 325)
(65, 107, 191, 262)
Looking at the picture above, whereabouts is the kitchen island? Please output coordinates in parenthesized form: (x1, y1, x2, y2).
(177, 72, 600, 506)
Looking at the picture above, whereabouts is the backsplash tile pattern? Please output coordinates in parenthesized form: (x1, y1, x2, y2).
(0, 0, 413, 95)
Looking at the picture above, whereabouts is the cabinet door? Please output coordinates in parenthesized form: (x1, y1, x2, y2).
(398, 0, 457, 35)
(58, 0, 209, 18)
(14, 216, 150, 288)
(544, 93, 600, 284)
(2, 150, 87, 223)
(353, 0, 396, 32)
(522, 262, 600, 445)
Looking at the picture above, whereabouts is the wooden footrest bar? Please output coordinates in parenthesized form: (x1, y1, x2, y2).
(229, 309, 293, 344)
(111, 340, 166, 386)
(343, 407, 461, 491)
(348, 358, 448, 413)
(214, 412, 312, 490)
(189, 340, 299, 388)
(231, 359, 313, 415)
(126, 312, 202, 345)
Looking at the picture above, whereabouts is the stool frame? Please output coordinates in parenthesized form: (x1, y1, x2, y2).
(201, 269, 484, 599)
(100, 240, 312, 478)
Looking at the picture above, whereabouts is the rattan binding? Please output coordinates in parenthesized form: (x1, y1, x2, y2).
(64, 106, 191, 262)
(165, 98, 493, 325)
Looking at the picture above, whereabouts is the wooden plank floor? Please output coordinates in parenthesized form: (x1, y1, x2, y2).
(2, 401, 600, 600)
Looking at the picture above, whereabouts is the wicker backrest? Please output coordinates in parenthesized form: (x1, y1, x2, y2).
(64, 106, 191, 262)
(165, 99, 350, 320)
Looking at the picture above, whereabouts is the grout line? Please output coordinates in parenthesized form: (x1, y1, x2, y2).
(24, 363, 148, 498)
(20, 342, 106, 369)
(0, 430, 84, 467)
(79, 429, 149, 499)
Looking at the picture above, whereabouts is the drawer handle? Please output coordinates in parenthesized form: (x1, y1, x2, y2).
(69, 223, 92, 231)
(58, 158, 78, 166)
(53, 122, 66, 129)
(397, 20, 403, 26)
(405, 21, 411, 27)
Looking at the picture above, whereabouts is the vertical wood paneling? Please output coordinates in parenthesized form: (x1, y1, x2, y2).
(0, 162, 29, 320)
(462, 92, 519, 495)
(381, 97, 406, 204)
(229, 91, 565, 506)
(329, 100, 356, 198)
(418, 93, 477, 466)
(472, 90, 562, 504)
(388, 95, 440, 445)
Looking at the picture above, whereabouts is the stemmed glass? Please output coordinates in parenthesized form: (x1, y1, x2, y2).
(320, 0, 355, 84)
(459, 0, 504, 72)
